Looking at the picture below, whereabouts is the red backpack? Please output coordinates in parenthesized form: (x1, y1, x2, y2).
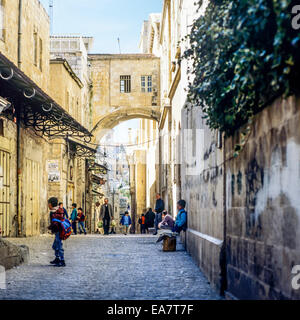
(52, 218, 72, 240)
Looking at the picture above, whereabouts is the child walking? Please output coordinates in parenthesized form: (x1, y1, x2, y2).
(48, 197, 68, 267)
(120, 211, 132, 235)
(77, 207, 87, 235)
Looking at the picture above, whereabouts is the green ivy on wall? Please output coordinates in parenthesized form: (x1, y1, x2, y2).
(183, 0, 300, 135)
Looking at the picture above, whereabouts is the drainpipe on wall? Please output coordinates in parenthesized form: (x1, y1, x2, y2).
(16, 0, 23, 236)
(220, 133, 227, 295)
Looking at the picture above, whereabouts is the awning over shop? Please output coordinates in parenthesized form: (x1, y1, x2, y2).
(91, 174, 106, 185)
(66, 137, 97, 159)
(0, 52, 92, 140)
(92, 190, 104, 197)
(88, 161, 108, 175)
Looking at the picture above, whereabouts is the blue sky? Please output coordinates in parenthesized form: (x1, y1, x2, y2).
(39, 0, 162, 142)
(40, 0, 162, 53)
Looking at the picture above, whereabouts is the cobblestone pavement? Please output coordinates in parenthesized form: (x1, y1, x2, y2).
(0, 234, 221, 300)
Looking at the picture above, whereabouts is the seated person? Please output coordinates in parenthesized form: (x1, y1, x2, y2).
(173, 200, 187, 233)
(158, 210, 174, 230)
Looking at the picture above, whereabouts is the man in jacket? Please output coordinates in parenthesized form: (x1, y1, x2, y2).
(154, 193, 165, 235)
(99, 198, 113, 235)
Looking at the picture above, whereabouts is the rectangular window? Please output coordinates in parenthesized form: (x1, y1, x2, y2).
(0, 0, 5, 41)
(141, 76, 146, 92)
(120, 75, 131, 93)
(0, 119, 4, 136)
(147, 76, 152, 92)
(39, 38, 43, 71)
(141, 75, 152, 93)
(33, 32, 38, 66)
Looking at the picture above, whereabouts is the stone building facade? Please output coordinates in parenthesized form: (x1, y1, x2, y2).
(0, 0, 92, 238)
(0, 0, 51, 237)
(89, 54, 161, 141)
(89, 54, 161, 228)
(224, 96, 300, 299)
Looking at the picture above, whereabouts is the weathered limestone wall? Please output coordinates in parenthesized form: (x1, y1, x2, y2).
(20, 126, 49, 236)
(0, 116, 50, 237)
(49, 60, 83, 123)
(181, 105, 224, 293)
(0, 0, 19, 64)
(89, 54, 161, 140)
(20, 0, 50, 93)
(0, 118, 17, 237)
(134, 150, 147, 217)
(226, 96, 300, 300)
(0, 0, 50, 93)
(0, 238, 29, 270)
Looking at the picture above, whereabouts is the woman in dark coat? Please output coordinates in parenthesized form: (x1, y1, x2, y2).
(145, 208, 155, 232)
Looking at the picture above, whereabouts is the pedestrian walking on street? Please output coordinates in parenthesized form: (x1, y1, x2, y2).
(48, 197, 71, 267)
(58, 202, 69, 219)
(120, 211, 132, 235)
(77, 208, 87, 235)
(139, 214, 146, 234)
(145, 208, 155, 233)
(100, 198, 113, 235)
(153, 193, 164, 235)
(95, 202, 101, 233)
(173, 200, 187, 234)
(70, 203, 78, 235)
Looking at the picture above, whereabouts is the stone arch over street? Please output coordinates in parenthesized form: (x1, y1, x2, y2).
(91, 107, 160, 141)
(89, 53, 161, 142)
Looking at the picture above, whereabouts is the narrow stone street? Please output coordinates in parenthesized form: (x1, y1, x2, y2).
(0, 235, 221, 300)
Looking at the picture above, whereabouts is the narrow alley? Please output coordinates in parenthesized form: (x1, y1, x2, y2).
(1, 0, 300, 303)
(0, 235, 220, 300)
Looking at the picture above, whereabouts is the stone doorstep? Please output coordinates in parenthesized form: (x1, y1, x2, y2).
(0, 239, 29, 270)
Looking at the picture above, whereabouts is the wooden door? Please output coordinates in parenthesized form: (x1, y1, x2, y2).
(25, 159, 40, 236)
(0, 150, 10, 237)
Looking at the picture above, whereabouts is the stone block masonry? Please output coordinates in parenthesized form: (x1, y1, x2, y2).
(225, 95, 300, 300)
(0, 239, 29, 270)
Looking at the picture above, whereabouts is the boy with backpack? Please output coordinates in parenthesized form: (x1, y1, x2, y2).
(48, 197, 72, 267)
(77, 207, 87, 235)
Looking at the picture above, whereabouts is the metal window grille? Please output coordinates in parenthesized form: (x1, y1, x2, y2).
(147, 76, 152, 93)
(141, 76, 152, 93)
(33, 32, 38, 66)
(141, 76, 146, 92)
(39, 38, 43, 71)
(120, 75, 131, 93)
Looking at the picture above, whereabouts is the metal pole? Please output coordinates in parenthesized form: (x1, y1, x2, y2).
(16, 0, 23, 236)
